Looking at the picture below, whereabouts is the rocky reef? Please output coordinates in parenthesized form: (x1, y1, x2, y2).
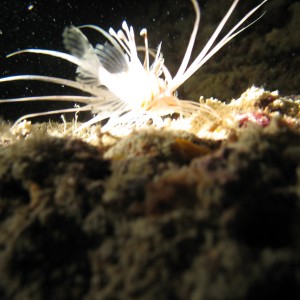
(1, 87, 300, 299)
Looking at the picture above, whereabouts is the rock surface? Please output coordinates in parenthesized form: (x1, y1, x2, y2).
(1, 87, 300, 299)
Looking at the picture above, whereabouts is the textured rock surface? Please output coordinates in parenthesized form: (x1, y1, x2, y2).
(1, 87, 300, 299)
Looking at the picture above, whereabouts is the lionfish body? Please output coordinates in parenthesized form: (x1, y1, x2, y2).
(0, 0, 268, 133)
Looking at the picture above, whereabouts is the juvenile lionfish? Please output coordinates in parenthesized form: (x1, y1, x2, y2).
(0, 0, 267, 134)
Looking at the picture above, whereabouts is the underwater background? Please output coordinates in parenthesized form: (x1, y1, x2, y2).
(0, 0, 299, 121)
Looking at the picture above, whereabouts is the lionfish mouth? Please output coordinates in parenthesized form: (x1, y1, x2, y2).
(0, 0, 268, 135)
